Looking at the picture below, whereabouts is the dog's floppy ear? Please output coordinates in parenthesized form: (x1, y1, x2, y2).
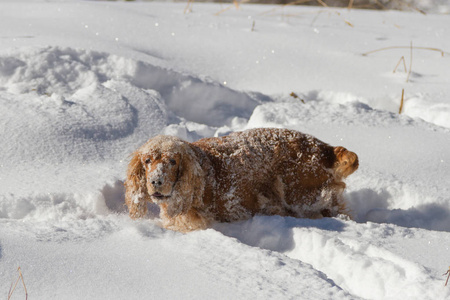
(166, 142, 205, 217)
(124, 150, 150, 219)
(333, 146, 359, 179)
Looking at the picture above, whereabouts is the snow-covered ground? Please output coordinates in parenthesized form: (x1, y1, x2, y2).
(1, 0, 450, 299)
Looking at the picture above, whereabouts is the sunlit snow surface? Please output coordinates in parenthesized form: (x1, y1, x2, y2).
(1, 1, 450, 299)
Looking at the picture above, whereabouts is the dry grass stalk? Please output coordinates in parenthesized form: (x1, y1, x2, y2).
(362, 46, 449, 57)
(405, 41, 413, 82)
(260, 7, 336, 26)
(8, 267, 28, 300)
(290, 92, 306, 103)
(348, 0, 354, 9)
(376, 0, 390, 10)
(444, 267, 450, 286)
(208, 0, 426, 17)
(214, 4, 234, 15)
(215, 0, 248, 16)
(398, 88, 404, 114)
(259, 0, 315, 16)
(316, 0, 329, 7)
(344, 19, 354, 27)
(392, 0, 426, 14)
(365, 43, 450, 83)
(393, 56, 407, 73)
(260, 0, 344, 17)
(310, 9, 324, 25)
(258, 0, 355, 27)
(308, 8, 354, 27)
(184, 0, 194, 14)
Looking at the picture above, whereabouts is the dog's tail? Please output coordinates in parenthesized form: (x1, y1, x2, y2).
(333, 146, 359, 179)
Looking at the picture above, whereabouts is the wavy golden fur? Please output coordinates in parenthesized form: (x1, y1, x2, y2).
(125, 128, 358, 232)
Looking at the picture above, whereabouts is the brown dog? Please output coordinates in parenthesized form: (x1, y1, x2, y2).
(125, 128, 358, 232)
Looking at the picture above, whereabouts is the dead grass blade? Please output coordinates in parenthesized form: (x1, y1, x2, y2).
(8, 267, 28, 300)
(347, 0, 354, 9)
(316, 0, 329, 8)
(259, 0, 316, 16)
(406, 41, 413, 83)
(443, 266, 450, 286)
(398, 88, 405, 114)
(184, 0, 194, 14)
(391, 0, 427, 14)
(215, 0, 249, 16)
(393, 56, 407, 73)
(290, 92, 306, 103)
(362, 46, 449, 57)
(257, 0, 353, 27)
(308, 8, 354, 27)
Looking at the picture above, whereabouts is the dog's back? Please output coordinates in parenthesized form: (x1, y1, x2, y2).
(193, 128, 358, 221)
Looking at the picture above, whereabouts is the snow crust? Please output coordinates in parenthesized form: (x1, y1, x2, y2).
(1, 1, 450, 299)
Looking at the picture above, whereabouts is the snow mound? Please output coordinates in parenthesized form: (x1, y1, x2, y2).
(402, 94, 450, 129)
(0, 46, 266, 223)
(0, 46, 261, 134)
(248, 90, 450, 130)
(0, 179, 128, 223)
(0, 47, 169, 164)
(216, 216, 449, 299)
(315, 90, 450, 130)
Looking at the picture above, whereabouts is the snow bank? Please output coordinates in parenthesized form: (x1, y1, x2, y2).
(0, 46, 259, 130)
(0, 47, 167, 163)
(216, 216, 450, 299)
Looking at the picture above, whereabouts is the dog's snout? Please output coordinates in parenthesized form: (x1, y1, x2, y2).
(151, 179, 163, 187)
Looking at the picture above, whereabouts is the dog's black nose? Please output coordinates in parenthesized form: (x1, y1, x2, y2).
(151, 180, 162, 187)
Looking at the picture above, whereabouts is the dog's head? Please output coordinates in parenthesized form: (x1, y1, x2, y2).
(125, 135, 205, 218)
(140, 149, 181, 203)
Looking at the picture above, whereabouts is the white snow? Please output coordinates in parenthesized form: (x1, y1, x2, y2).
(1, 0, 450, 299)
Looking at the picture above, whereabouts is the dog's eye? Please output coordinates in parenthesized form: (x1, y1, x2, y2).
(169, 159, 176, 165)
(144, 158, 151, 164)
